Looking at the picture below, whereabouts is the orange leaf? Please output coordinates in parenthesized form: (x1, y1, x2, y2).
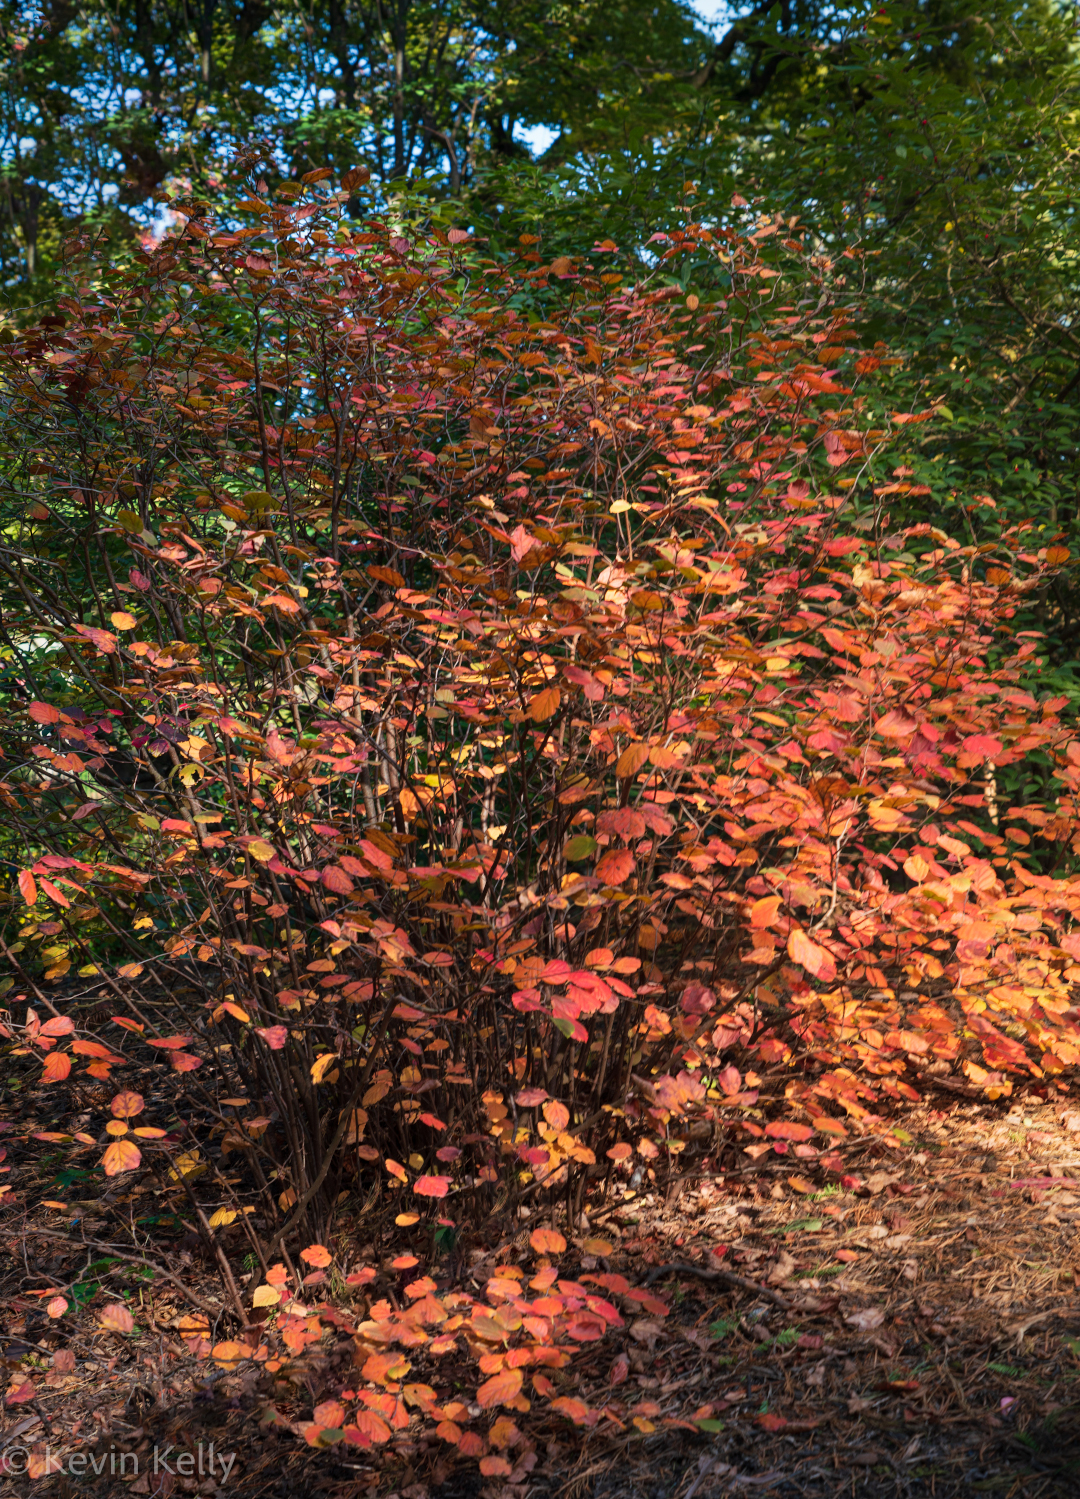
(787, 927, 836, 981)
(39, 1016, 74, 1038)
(594, 849, 634, 885)
(529, 686, 561, 722)
(17, 870, 37, 906)
(765, 1121, 813, 1142)
(750, 895, 782, 928)
(480, 1456, 512, 1477)
(615, 743, 649, 779)
(367, 565, 406, 588)
(550, 1396, 591, 1424)
(787, 1175, 816, 1193)
(211, 1341, 248, 1369)
(300, 1243, 332, 1267)
(350, 1409, 393, 1444)
(542, 1099, 570, 1131)
(38, 877, 70, 908)
(529, 1227, 566, 1255)
(476, 1367, 523, 1409)
(313, 1400, 346, 1427)
(110, 1091, 144, 1119)
(102, 1139, 141, 1176)
(41, 1051, 71, 1083)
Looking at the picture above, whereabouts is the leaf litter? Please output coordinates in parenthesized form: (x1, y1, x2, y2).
(2, 1092, 1079, 1497)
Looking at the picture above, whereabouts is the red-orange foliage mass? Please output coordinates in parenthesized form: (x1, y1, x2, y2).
(1, 165, 1078, 1467)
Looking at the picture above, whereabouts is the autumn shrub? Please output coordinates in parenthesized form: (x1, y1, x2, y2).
(2, 165, 1080, 1465)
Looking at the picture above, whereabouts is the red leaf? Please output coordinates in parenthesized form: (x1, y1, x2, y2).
(38, 877, 70, 908)
(595, 808, 646, 840)
(414, 1175, 450, 1198)
(962, 734, 1003, 757)
(510, 524, 537, 562)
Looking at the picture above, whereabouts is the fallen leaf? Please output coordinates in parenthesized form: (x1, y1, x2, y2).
(99, 1303, 135, 1334)
(530, 1227, 567, 1255)
(476, 1367, 523, 1408)
(845, 1306, 885, 1332)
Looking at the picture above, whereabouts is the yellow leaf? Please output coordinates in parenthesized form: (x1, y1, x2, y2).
(310, 1052, 338, 1083)
(247, 839, 276, 862)
(110, 611, 137, 630)
(209, 1207, 238, 1228)
(167, 1150, 201, 1181)
(252, 1284, 280, 1308)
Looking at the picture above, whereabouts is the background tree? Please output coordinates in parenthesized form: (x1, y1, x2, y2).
(0, 0, 709, 290)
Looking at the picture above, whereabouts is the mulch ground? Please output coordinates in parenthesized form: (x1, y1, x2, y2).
(2, 1092, 1080, 1498)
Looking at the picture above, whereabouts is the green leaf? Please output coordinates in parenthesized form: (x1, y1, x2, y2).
(564, 835, 597, 861)
(779, 1217, 823, 1234)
